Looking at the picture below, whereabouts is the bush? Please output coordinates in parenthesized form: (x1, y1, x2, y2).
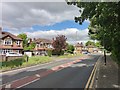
(52, 49, 64, 56)
(24, 54, 29, 62)
(66, 50, 73, 54)
(2, 57, 25, 68)
(47, 50, 52, 57)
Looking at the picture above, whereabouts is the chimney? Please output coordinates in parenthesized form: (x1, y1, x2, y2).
(33, 38, 36, 41)
(30, 38, 32, 42)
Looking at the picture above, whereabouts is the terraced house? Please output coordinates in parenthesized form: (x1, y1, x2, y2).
(0, 28, 23, 55)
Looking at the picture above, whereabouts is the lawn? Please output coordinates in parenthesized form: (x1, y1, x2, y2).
(0, 56, 53, 71)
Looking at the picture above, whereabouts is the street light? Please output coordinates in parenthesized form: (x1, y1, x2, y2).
(103, 33, 106, 65)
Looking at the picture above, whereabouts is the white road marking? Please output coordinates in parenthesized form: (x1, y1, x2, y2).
(103, 75, 107, 78)
(5, 84, 11, 88)
(71, 64, 87, 67)
(35, 74, 41, 78)
(113, 84, 120, 88)
(17, 78, 40, 88)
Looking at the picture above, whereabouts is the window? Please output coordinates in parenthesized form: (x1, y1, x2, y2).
(17, 50, 20, 53)
(4, 39, 12, 45)
(0, 49, 2, 55)
(37, 44, 39, 47)
(16, 41, 20, 45)
(3, 49, 12, 54)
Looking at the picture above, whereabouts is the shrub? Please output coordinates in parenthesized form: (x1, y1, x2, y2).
(2, 57, 25, 68)
(66, 50, 73, 54)
(47, 50, 52, 57)
(52, 49, 64, 56)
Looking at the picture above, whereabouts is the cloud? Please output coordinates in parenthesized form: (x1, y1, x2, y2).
(2, 2, 80, 30)
(20, 28, 90, 44)
(84, 19, 90, 23)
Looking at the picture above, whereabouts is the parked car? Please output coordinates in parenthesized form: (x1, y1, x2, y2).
(6, 52, 23, 57)
(82, 51, 91, 54)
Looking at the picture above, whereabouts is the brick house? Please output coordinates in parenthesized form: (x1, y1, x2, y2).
(74, 42, 84, 54)
(87, 45, 97, 53)
(32, 38, 53, 55)
(0, 29, 23, 55)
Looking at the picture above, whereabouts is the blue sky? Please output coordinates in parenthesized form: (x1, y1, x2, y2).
(2, 2, 90, 44)
(32, 20, 89, 31)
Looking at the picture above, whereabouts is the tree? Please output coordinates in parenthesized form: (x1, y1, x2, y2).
(95, 42, 102, 48)
(66, 44, 75, 54)
(67, 1, 120, 62)
(18, 33, 36, 50)
(85, 41, 95, 46)
(52, 35, 67, 55)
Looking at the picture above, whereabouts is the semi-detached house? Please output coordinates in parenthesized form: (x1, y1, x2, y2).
(32, 38, 53, 55)
(0, 29, 23, 55)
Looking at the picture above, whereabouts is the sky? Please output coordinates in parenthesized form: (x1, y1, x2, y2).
(1, 1, 91, 45)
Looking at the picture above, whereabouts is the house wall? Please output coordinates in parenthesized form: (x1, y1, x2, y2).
(0, 37, 23, 55)
(88, 48, 94, 53)
(75, 47, 82, 54)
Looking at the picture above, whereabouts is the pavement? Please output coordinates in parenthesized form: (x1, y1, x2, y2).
(92, 55, 120, 89)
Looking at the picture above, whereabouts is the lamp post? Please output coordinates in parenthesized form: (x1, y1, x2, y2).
(103, 33, 106, 65)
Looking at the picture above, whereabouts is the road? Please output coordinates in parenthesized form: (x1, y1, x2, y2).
(1, 54, 101, 89)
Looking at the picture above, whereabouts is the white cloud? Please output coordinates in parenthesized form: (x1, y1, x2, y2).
(21, 28, 90, 44)
(84, 19, 90, 23)
(2, 2, 80, 30)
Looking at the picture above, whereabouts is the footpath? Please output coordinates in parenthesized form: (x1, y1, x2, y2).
(93, 55, 120, 89)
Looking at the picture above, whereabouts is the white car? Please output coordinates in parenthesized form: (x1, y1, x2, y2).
(6, 52, 23, 57)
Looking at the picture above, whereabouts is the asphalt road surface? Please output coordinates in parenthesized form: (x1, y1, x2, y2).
(1, 54, 101, 89)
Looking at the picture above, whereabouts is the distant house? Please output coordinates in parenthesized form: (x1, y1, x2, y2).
(74, 42, 84, 54)
(87, 45, 96, 53)
(0, 30, 23, 55)
(32, 38, 53, 55)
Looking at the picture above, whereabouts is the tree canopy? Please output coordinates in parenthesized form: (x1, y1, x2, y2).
(67, 1, 120, 62)
(52, 35, 67, 55)
(66, 43, 75, 54)
(85, 41, 95, 46)
(18, 33, 36, 50)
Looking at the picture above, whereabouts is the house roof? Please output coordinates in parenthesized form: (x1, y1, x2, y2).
(2, 31, 22, 40)
(75, 42, 84, 47)
(87, 45, 95, 48)
(34, 38, 52, 44)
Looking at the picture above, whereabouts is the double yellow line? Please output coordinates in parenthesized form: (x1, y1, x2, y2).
(84, 56, 102, 90)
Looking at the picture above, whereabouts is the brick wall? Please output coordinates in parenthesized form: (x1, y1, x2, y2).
(0, 55, 23, 62)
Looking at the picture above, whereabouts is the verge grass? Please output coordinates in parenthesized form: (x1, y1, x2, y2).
(1, 54, 83, 71)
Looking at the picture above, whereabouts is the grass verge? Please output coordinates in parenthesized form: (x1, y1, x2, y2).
(0, 54, 83, 71)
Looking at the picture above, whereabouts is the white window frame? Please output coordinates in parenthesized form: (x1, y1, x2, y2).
(16, 41, 20, 45)
(4, 39, 12, 45)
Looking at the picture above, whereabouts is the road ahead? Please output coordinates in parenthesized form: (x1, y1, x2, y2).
(1, 54, 101, 89)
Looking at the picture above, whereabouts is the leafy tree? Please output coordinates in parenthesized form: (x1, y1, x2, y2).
(85, 41, 95, 46)
(95, 42, 102, 48)
(67, 1, 120, 62)
(17, 33, 28, 48)
(52, 35, 67, 55)
(66, 44, 75, 54)
(18, 33, 35, 50)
